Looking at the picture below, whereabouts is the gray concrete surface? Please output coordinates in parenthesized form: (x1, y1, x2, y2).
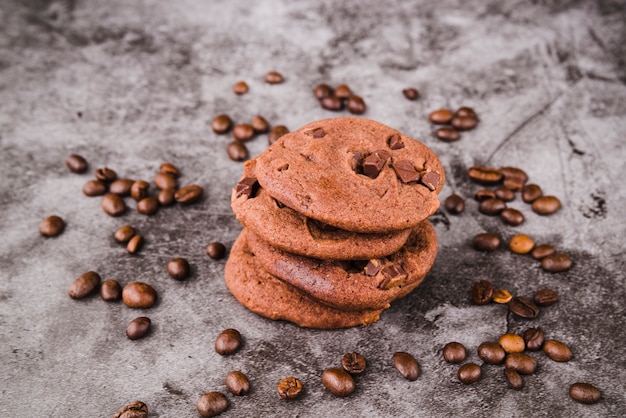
(1, 0, 625, 416)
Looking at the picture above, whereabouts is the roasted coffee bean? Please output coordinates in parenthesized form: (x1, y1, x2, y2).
(509, 234, 535, 254)
(532, 195, 561, 215)
(109, 178, 134, 196)
(83, 179, 107, 196)
(137, 197, 158, 215)
(428, 109, 454, 124)
(474, 189, 496, 201)
(494, 187, 515, 202)
(435, 127, 460, 142)
(265, 70, 284, 84)
(227, 140, 249, 161)
(451, 115, 478, 131)
(314, 83, 333, 100)
(530, 244, 556, 260)
(505, 353, 537, 375)
(232, 80, 249, 95)
(392, 352, 419, 381)
(499, 167, 528, 191)
(521, 184, 543, 203)
(508, 296, 539, 319)
(347, 95, 366, 114)
(543, 339, 572, 362)
(39, 215, 65, 237)
(455, 106, 478, 119)
(341, 352, 366, 375)
(68, 271, 101, 299)
(167, 257, 190, 280)
(471, 279, 494, 305)
(498, 333, 525, 353)
(115, 225, 136, 243)
(334, 84, 352, 99)
(197, 392, 229, 417)
(112, 400, 148, 418)
(477, 341, 505, 364)
(277, 377, 303, 400)
(468, 165, 503, 184)
(130, 180, 149, 201)
(442, 342, 467, 363)
(492, 288, 512, 304)
(102, 193, 126, 217)
(126, 234, 143, 254)
(321, 95, 343, 111)
(215, 328, 241, 355)
(523, 327, 545, 351)
(100, 279, 122, 301)
(95, 166, 117, 182)
(569, 382, 601, 404)
(541, 253, 572, 272)
(206, 242, 226, 260)
(444, 194, 465, 214)
(402, 87, 419, 100)
(322, 368, 355, 397)
(211, 114, 233, 134)
(233, 123, 255, 141)
(504, 368, 523, 390)
(66, 154, 88, 173)
(157, 188, 176, 206)
(500, 208, 524, 226)
(479, 198, 507, 216)
(534, 288, 559, 306)
(154, 172, 177, 190)
(159, 162, 180, 178)
(251, 115, 270, 133)
(473, 233, 500, 252)
(226, 371, 250, 396)
(122, 282, 156, 308)
(457, 363, 482, 384)
(175, 184, 203, 205)
(268, 125, 289, 145)
(126, 316, 151, 340)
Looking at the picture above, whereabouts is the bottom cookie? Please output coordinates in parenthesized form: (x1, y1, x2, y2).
(225, 230, 383, 329)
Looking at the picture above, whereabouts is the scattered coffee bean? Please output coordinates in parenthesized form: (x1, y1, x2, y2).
(523, 327, 545, 351)
(227, 140, 249, 161)
(532, 195, 561, 215)
(494, 187, 515, 202)
(509, 234, 535, 254)
(100, 279, 122, 301)
(442, 342, 467, 363)
(225, 371, 250, 396)
(159, 162, 180, 178)
(322, 368, 355, 397)
(347, 95, 366, 114)
(541, 253, 572, 272)
(265, 70, 284, 84)
(114, 225, 136, 243)
(175, 184, 203, 205)
(154, 172, 177, 190)
(504, 353, 537, 375)
(428, 109, 454, 124)
(277, 377, 303, 400)
(66, 154, 88, 173)
(39, 215, 65, 237)
(402, 87, 419, 100)
(122, 282, 156, 308)
(504, 368, 523, 390)
(215, 328, 242, 355)
(112, 400, 148, 418)
(68, 271, 101, 299)
(451, 115, 478, 131)
(543, 339, 572, 362)
(167, 257, 190, 280)
(455, 106, 478, 119)
(341, 352, 366, 375)
(471, 279, 494, 305)
(197, 392, 229, 417)
(457, 363, 482, 384)
(211, 114, 233, 134)
(530, 244, 556, 260)
(130, 180, 150, 201)
(468, 165, 503, 184)
(251, 115, 270, 133)
(473, 233, 500, 252)
(392, 352, 419, 381)
(314, 83, 333, 100)
(206, 242, 226, 260)
(444, 194, 465, 214)
(500, 208, 525, 226)
(268, 125, 289, 145)
(233, 123, 255, 141)
(492, 288, 512, 304)
(126, 234, 144, 254)
(95, 167, 117, 182)
(232, 81, 249, 95)
(334, 84, 352, 99)
(126, 316, 151, 340)
(498, 333, 525, 353)
(479, 197, 507, 216)
(508, 296, 539, 319)
(83, 179, 107, 196)
(321, 95, 343, 111)
(521, 183, 543, 203)
(569, 382, 601, 404)
(137, 197, 159, 215)
(101, 193, 126, 217)
(474, 189, 496, 201)
(499, 167, 528, 191)
(157, 188, 176, 206)
(435, 127, 460, 142)
(534, 288, 559, 306)
(477, 341, 506, 364)
(109, 178, 134, 196)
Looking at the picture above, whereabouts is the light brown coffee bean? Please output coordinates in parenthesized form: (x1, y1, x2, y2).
(265, 70, 284, 84)
(102, 194, 126, 217)
(215, 328, 242, 355)
(442, 342, 467, 363)
(532, 195, 561, 215)
(479, 198, 507, 216)
(109, 178, 134, 196)
(126, 316, 151, 340)
(543, 339, 572, 362)
(402, 87, 419, 100)
(457, 363, 482, 384)
(392, 352, 419, 381)
(429, 109, 454, 124)
(498, 333, 525, 353)
(314, 83, 333, 100)
(347, 95, 366, 115)
(468, 165, 503, 184)
(477, 341, 506, 364)
(126, 234, 143, 254)
(435, 127, 461, 142)
(569, 382, 601, 404)
(232, 80, 249, 95)
(83, 179, 107, 196)
(39, 215, 65, 237)
(499, 167, 528, 191)
(112, 400, 148, 418)
(268, 125, 289, 145)
(444, 194, 465, 214)
(100, 279, 122, 301)
(500, 208, 525, 226)
(154, 173, 177, 190)
(211, 114, 233, 134)
(251, 115, 270, 133)
(504, 368, 523, 390)
(137, 197, 158, 215)
(473, 233, 500, 252)
(534, 288, 559, 306)
(523, 327, 545, 351)
(122, 282, 156, 308)
(197, 392, 228, 417)
(509, 234, 535, 254)
(341, 352, 367, 375)
(530, 244, 556, 260)
(95, 166, 117, 182)
(114, 225, 135, 243)
(175, 184, 203, 205)
(471, 279, 494, 305)
(492, 288, 512, 304)
(505, 353, 537, 374)
(541, 253, 572, 272)
(227, 140, 248, 161)
(277, 377, 303, 400)
(334, 84, 352, 99)
(521, 183, 543, 203)
(68, 271, 101, 299)
(167, 257, 190, 280)
(159, 162, 180, 178)
(322, 368, 355, 397)
(508, 296, 539, 319)
(66, 154, 88, 173)
(157, 188, 176, 206)
(233, 124, 255, 141)
(225, 371, 250, 396)
(130, 180, 150, 201)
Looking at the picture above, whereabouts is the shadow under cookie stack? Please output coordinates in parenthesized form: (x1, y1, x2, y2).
(226, 117, 445, 329)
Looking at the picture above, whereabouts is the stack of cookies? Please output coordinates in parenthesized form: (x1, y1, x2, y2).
(225, 117, 445, 329)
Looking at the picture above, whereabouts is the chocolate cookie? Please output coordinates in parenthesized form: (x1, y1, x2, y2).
(246, 220, 438, 311)
(232, 159, 412, 260)
(224, 230, 383, 329)
(254, 117, 445, 233)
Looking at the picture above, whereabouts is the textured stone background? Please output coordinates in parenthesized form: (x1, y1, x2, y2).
(1, 0, 625, 417)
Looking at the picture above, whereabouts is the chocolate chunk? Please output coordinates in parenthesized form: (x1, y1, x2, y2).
(420, 171, 440, 191)
(388, 134, 405, 150)
(378, 263, 406, 289)
(236, 177, 258, 198)
(362, 150, 390, 179)
(306, 127, 326, 138)
(365, 258, 386, 276)
(350, 150, 363, 173)
(392, 160, 420, 183)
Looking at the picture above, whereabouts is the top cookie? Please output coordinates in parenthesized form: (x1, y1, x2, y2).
(254, 117, 445, 233)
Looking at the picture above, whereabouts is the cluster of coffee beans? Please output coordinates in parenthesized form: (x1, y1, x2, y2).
(313, 83, 366, 114)
(232, 70, 285, 96)
(428, 107, 479, 142)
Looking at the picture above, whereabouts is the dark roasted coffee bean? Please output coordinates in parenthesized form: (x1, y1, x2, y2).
(232, 80, 248, 95)
(197, 392, 228, 417)
(122, 282, 156, 308)
(233, 123, 255, 141)
(521, 183, 542, 203)
(402, 87, 419, 100)
(541, 253, 572, 272)
(435, 127, 460, 142)
(442, 342, 467, 363)
(468, 165, 503, 184)
(532, 195, 561, 215)
(130, 180, 150, 201)
(265, 70, 284, 84)
(251, 115, 270, 133)
(492, 288, 513, 304)
(530, 244, 556, 260)
(137, 197, 158, 215)
(471, 279, 494, 305)
(83, 179, 107, 196)
(504, 368, 523, 389)
(341, 352, 366, 375)
(95, 166, 117, 182)
(500, 208, 524, 226)
(505, 353, 537, 375)
(154, 173, 177, 190)
(100, 279, 122, 301)
(474, 189, 496, 201)
(109, 178, 134, 196)
(227, 140, 248, 161)
(347, 95, 366, 114)
(226, 371, 250, 396)
(175, 184, 203, 205)
(543, 339, 572, 362)
(39, 215, 65, 237)
(115, 225, 135, 243)
(334, 84, 352, 99)
(167, 257, 190, 280)
(112, 400, 148, 418)
(215, 328, 241, 355)
(451, 115, 478, 131)
(444, 194, 465, 214)
(478, 341, 506, 364)
(68, 271, 101, 299)
(473, 233, 500, 252)
(498, 333, 525, 353)
(494, 187, 515, 202)
(314, 83, 333, 100)
(508, 296, 539, 319)
(479, 197, 506, 215)
(509, 234, 535, 254)
(428, 109, 453, 124)
(268, 125, 289, 145)
(569, 382, 601, 404)
(523, 327, 545, 351)
(457, 363, 481, 384)
(534, 288, 559, 306)
(322, 368, 355, 397)
(126, 234, 143, 254)
(211, 114, 233, 134)
(277, 377, 303, 400)
(499, 167, 528, 191)
(159, 162, 180, 178)
(455, 106, 478, 119)
(66, 154, 88, 173)
(157, 188, 176, 206)
(206, 242, 226, 260)
(102, 193, 126, 216)
(392, 352, 419, 381)
(126, 316, 151, 340)
(321, 95, 343, 111)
